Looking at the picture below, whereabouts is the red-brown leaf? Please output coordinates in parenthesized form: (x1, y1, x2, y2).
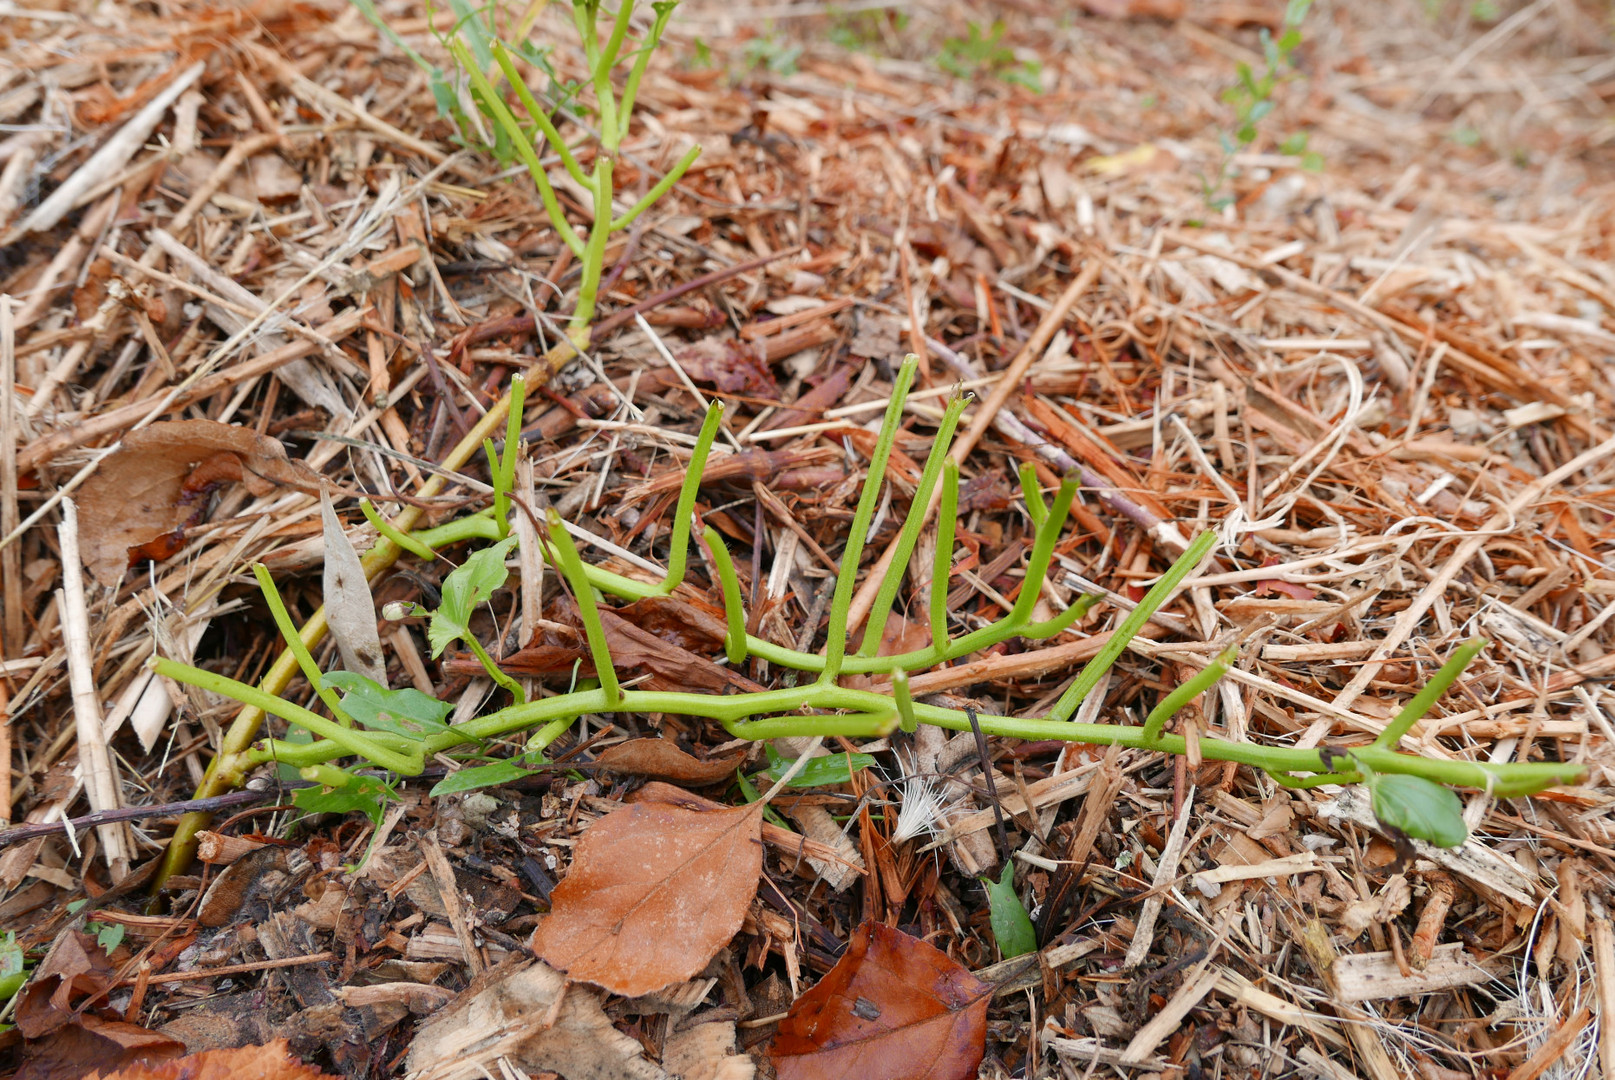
(90, 1038, 333, 1080)
(529, 800, 762, 996)
(593, 739, 746, 786)
(771, 921, 992, 1080)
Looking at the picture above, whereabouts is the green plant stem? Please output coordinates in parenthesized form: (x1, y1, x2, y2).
(663, 401, 724, 593)
(893, 669, 915, 733)
(1047, 529, 1218, 721)
(253, 564, 357, 729)
(491, 42, 587, 184)
(931, 460, 959, 652)
(546, 507, 621, 706)
(466, 633, 528, 705)
(1017, 461, 1047, 529)
(362, 499, 436, 560)
(823, 355, 918, 681)
(610, 146, 701, 231)
(1372, 638, 1486, 750)
(704, 526, 748, 665)
(572, 155, 615, 336)
(858, 393, 967, 657)
(1140, 645, 1237, 744)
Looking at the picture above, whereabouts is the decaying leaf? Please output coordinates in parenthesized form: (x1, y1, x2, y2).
(771, 920, 993, 1080)
(77, 420, 322, 586)
(16, 1015, 185, 1080)
(529, 799, 763, 996)
(319, 485, 386, 684)
(663, 1020, 755, 1080)
(89, 1037, 331, 1080)
(405, 958, 665, 1080)
(593, 738, 747, 786)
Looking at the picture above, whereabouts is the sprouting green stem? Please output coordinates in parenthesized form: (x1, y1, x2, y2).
(490, 374, 527, 537)
(363, 499, 436, 560)
(931, 460, 959, 652)
(859, 394, 968, 657)
(253, 564, 357, 729)
(491, 42, 587, 184)
(1372, 638, 1487, 750)
(466, 633, 527, 705)
(618, 0, 676, 137)
(611, 145, 701, 231)
(893, 669, 915, 733)
(546, 508, 620, 706)
(704, 526, 748, 665)
(1007, 479, 1078, 626)
(824, 355, 919, 681)
(662, 401, 724, 593)
(1017, 462, 1047, 529)
(453, 40, 582, 256)
(1140, 645, 1237, 744)
(571, 154, 615, 336)
(1047, 529, 1218, 721)
(151, 656, 423, 775)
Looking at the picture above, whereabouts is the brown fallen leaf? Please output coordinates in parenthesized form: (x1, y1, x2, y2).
(16, 1016, 185, 1080)
(15, 930, 118, 1038)
(89, 1038, 331, 1080)
(594, 738, 747, 786)
(674, 336, 779, 398)
(770, 921, 993, 1080)
(529, 799, 763, 996)
(77, 420, 323, 585)
(405, 958, 664, 1080)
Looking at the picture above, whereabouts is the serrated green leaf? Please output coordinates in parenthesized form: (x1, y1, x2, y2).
(1366, 773, 1468, 848)
(429, 536, 519, 658)
(430, 760, 531, 796)
(323, 671, 453, 740)
(763, 744, 876, 788)
(983, 863, 1037, 959)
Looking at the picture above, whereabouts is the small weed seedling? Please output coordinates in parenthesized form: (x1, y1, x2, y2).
(155, 356, 1585, 863)
(1204, 0, 1321, 208)
(938, 21, 1041, 93)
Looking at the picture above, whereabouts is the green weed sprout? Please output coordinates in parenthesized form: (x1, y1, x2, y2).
(151, 354, 1584, 852)
(452, 0, 700, 348)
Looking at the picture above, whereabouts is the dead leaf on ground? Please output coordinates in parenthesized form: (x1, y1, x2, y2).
(319, 485, 387, 684)
(771, 920, 993, 1080)
(529, 799, 763, 996)
(674, 336, 780, 398)
(405, 958, 664, 1080)
(89, 1037, 331, 1080)
(16, 1016, 185, 1080)
(664, 1020, 755, 1080)
(15, 930, 118, 1038)
(77, 420, 323, 586)
(594, 739, 747, 786)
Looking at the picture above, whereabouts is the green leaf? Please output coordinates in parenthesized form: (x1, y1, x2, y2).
(92, 922, 125, 954)
(293, 774, 394, 828)
(734, 767, 793, 830)
(1279, 131, 1309, 155)
(430, 760, 532, 796)
(323, 671, 453, 741)
(763, 744, 876, 788)
(429, 535, 519, 658)
(1365, 773, 1468, 848)
(0, 931, 28, 1002)
(982, 863, 1037, 958)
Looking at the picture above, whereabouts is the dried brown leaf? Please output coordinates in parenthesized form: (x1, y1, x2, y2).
(77, 420, 322, 586)
(529, 800, 763, 996)
(89, 1037, 330, 1080)
(593, 739, 746, 786)
(405, 959, 665, 1080)
(16, 1016, 185, 1080)
(771, 921, 992, 1080)
(319, 485, 386, 684)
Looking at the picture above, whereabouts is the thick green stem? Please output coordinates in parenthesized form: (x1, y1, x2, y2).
(824, 355, 918, 681)
(1140, 645, 1237, 744)
(253, 564, 356, 729)
(1372, 638, 1487, 750)
(547, 508, 621, 706)
(491, 42, 587, 184)
(931, 460, 959, 652)
(704, 526, 749, 665)
(467, 633, 528, 705)
(662, 401, 724, 593)
(362, 499, 436, 560)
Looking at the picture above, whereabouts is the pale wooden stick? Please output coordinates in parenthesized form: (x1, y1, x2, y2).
(0, 296, 18, 657)
(57, 498, 132, 879)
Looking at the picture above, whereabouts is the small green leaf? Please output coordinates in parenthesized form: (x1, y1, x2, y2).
(1365, 773, 1468, 848)
(982, 863, 1037, 959)
(429, 535, 519, 658)
(763, 744, 876, 788)
(0, 931, 28, 1002)
(430, 760, 531, 796)
(92, 922, 125, 954)
(735, 768, 792, 830)
(323, 672, 453, 740)
(293, 774, 394, 827)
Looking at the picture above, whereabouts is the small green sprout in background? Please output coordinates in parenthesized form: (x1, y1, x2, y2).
(1205, 0, 1319, 206)
(938, 20, 1041, 92)
(741, 33, 802, 76)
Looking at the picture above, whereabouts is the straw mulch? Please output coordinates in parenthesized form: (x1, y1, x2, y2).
(2, 0, 1614, 1077)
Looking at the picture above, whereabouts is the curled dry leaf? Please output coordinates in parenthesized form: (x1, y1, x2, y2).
(771, 920, 993, 1080)
(593, 738, 747, 786)
(89, 1038, 332, 1080)
(77, 420, 322, 586)
(405, 959, 664, 1080)
(17, 1016, 185, 1080)
(319, 485, 386, 684)
(529, 799, 763, 996)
